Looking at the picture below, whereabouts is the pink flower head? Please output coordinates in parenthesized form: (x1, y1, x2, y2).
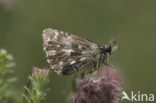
(75, 66, 124, 103)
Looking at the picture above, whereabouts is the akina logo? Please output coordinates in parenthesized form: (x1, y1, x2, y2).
(121, 91, 155, 102)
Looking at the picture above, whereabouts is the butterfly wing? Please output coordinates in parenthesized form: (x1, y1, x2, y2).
(42, 28, 100, 75)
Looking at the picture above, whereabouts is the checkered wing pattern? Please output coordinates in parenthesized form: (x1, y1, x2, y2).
(42, 28, 100, 75)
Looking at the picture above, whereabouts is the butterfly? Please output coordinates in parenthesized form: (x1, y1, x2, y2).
(42, 28, 117, 75)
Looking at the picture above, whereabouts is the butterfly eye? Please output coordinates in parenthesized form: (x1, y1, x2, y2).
(111, 44, 118, 55)
(108, 40, 118, 55)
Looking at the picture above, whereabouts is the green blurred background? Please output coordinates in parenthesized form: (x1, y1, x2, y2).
(0, 0, 156, 103)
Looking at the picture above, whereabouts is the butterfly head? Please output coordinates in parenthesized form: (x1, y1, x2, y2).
(100, 40, 118, 55)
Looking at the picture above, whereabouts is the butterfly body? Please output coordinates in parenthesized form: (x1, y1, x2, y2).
(42, 28, 117, 75)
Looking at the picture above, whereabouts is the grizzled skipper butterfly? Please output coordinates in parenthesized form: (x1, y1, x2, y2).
(42, 28, 117, 75)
